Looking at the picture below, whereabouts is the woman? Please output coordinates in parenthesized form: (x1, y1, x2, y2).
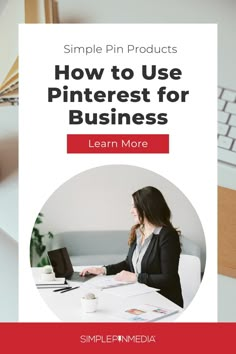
(81, 186, 183, 307)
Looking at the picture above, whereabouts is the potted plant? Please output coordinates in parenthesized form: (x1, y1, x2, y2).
(30, 212, 54, 267)
(41, 265, 55, 281)
(81, 293, 98, 313)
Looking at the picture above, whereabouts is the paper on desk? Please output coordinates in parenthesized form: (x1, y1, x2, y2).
(115, 304, 178, 322)
(80, 275, 132, 290)
(103, 283, 158, 298)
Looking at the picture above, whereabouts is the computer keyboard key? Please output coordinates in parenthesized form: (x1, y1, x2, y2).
(218, 111, 229, 123)
(229, 115, 236, 127)
(218, 99, 225, 111)
(218, 123, 229, 136)
(218, 136, 233, 149)
(225, 102, 236, 115)
(232, 141, 236, 152)
(228, 127, 236, 139)
(218, 86, 236, 167)
(222, 90, 236, 102)
(218, 147, 236, 166)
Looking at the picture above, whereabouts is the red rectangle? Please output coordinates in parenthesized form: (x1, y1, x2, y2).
(67, 134, 169, 154)
(0, 323, 236, 353)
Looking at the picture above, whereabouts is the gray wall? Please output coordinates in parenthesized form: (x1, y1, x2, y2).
(41, 165, 206, 271)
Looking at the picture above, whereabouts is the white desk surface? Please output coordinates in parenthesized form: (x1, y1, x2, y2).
(33, 267, 182, 322)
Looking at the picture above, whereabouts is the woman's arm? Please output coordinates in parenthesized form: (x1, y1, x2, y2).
(80, 267, 105, 276)
(138, 230, 181, 289)
(105, 256, 131, 275)
(80, 255, 131, 277)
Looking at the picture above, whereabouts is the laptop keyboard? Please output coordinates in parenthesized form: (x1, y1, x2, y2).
(218, 87, 236, 166)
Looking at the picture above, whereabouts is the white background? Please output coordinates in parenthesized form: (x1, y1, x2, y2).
(19, 24, 217, 321)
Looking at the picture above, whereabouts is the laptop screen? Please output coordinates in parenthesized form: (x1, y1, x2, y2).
(47, 247, 74, 278)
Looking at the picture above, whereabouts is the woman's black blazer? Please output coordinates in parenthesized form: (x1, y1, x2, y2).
(106, 226, 184, 308)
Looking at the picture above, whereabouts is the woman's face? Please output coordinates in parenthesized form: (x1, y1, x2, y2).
(130, 199, 140, 223)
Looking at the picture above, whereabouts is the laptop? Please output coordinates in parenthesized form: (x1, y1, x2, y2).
(47, 247, 96, 282)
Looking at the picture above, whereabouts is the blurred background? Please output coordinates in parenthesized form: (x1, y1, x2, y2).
(1, 0, 235, 321)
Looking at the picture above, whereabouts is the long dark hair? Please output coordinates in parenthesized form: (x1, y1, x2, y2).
(128, 186, 177, 245)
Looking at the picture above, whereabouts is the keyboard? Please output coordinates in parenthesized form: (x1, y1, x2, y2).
(218, 87, 236, 166)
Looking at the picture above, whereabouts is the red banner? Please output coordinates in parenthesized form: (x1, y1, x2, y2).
(0, 323, 235, 353)
(67, 134, 169, 153)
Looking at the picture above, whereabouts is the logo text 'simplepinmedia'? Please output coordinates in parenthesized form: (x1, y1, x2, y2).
(80, 335, 157, 344)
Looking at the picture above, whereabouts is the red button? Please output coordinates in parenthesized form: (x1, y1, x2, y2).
(67, 134, 169, 154)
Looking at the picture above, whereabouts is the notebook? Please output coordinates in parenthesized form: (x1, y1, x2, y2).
(47, 247, 96, 282)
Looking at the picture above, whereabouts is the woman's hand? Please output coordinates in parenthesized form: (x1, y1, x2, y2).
(80, 267, 105, 277)
(114, 270, 137, 282)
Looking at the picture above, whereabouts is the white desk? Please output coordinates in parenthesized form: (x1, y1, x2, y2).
(32, 267, 182, 322)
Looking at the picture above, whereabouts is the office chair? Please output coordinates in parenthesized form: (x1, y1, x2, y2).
(178, 254, 201, 308)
